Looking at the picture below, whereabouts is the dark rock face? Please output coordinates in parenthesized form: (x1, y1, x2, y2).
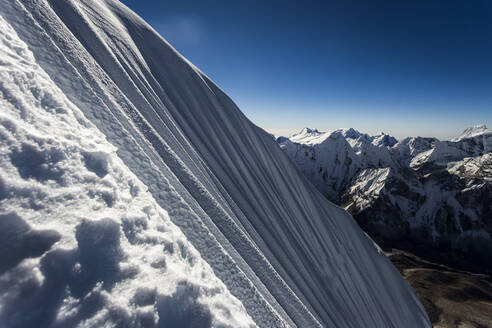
(278, 127, 492, 273)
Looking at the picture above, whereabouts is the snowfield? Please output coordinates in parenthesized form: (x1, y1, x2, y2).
(0, 0, 430, 327)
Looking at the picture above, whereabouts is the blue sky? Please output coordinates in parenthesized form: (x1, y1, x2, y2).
(121, 0, 492, 139)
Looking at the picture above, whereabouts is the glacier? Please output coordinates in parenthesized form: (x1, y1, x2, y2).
(0, 0, 430, 327)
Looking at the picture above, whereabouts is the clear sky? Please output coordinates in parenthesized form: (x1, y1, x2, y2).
(121, 0, 492, 140)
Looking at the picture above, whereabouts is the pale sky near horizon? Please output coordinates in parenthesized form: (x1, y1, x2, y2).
(122, 0, 492, 140)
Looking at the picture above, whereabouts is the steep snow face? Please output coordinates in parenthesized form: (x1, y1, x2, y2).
(0, 16, 255, 328)
(278, 127, 492, 272)
(0, 1, 430, 327)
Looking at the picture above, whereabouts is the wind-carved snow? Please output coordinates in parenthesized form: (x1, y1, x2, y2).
(0, 16, 255, 327)
(1, 1, 431, 327)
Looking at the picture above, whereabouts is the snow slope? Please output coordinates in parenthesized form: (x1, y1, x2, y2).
(0, 15, 255, 328)
(0, 1, 430, 327)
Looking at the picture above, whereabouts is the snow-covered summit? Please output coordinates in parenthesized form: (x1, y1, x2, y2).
(297, 127, 320, 135)
(372, 132, 398, 147)
(0, 1, 429, 327)
(337, 127, 364, 140)
(452, 124, 491, 141)
(288, 127, 324, 144)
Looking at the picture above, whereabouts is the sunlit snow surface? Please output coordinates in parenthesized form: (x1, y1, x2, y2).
(0, 0, 430, 327)
(0, 15, 255, 328)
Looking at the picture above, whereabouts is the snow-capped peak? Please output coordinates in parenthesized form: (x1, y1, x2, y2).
(291, 127, 321, 137)
(452, 124, 491, 141)
(372, 132, 398, 147)
(289, 127, 326, 144)
(336, 127, 362, 139)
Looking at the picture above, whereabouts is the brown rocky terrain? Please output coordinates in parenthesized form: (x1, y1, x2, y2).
(388, 250, 492, 328)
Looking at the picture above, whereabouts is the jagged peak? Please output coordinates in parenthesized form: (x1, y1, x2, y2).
(372, 133, 398, 147)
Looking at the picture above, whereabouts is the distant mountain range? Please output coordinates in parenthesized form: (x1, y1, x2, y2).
(277, 125, 492, 272)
